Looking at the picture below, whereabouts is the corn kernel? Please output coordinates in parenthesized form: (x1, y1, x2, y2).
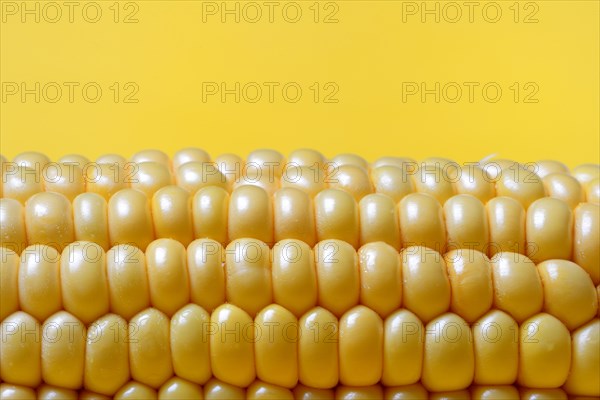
(573, 203, 600, 284)
(444, 194, 489, 253)
(146, 239, 190, 317)
(315, 240, 359, 318)
(336, 385, 383, 399)
(518, 313, 571, 388)
(485, 197, 525, 256)
(359, 194, 401, 250)
(187, 239, 226, 312)
(18, 245, 62, 321)
(271, 239, 317, 318)
(254, 305, 298, 388)
(228, 185, 273, 245)
(203, 378, 245, 400)
(25, 192, 74, 251)
(129, 308, 173, 388)
(0, 311, 41, 387)
(298, 307, 338, 389)
(273, 188, 316, 246)
(41, 311, 85, 389)
(170, 304, 212, 385)
(177, 161, 228, 195)
(73, 193, 110, 250)
(358, 242, 402, 318)
(401, 246, 450, 323)
(130, 161, 173, 198)
(314, 189, 359, 248)
(209, 304, 255, 387)
(152, 185, 194, 246)
(192, 186, 229, 245)
(398, 193, 446, 253)
(543, 173, 584, 209)
(225, 239, 272, 317)
(382, 309, 424, 386)
(563, 318, 600, 397)
(370, 165, 416, 203)
(526, 198, 573, 262)
(537, 259, 598, 330)
(0, 247, 19, 320)
(173, 147, 211, 170)
(114, 381, 158, 399)
(84, 314, 129, 395)
(130, 149, 170, 168)
(107, 188, 154, 251)
(158, 377, 204, 399)
(422, 313, 474, 392)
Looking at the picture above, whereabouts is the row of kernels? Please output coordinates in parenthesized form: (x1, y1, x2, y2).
(3, 187, 598, 284)
(4, 150, 598, 207)
(0, 382, 581, 400)
(2, 238, 597, 332)
(1, 305, 597, 395)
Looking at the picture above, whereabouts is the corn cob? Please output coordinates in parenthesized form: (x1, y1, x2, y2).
(1, 149, 599, 398)
(1, 188, 599, 286)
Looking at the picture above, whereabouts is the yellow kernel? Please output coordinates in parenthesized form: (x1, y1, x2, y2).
(246, 380, 294, 400)
(359, 193, 401, 250)
(86, 163, 129, 201)
(42, 162, 85, 202)
(170, 304, 212, 385)
(254, 305, 298, 388)
(455, 165, 496, 203)
(114, 381, 158, 400)
(209, 304, 256, 387)
(331, 153, 368, 170)
(445, 249, 493, 323)
(0, 247, 19, 320)
(228, 185, 273, 245)
(358, 242, 402, 318)
(13, 151, 50, 170)
(370, 165, 416, 203)
(339, 305, 383, 386)
(18, 245, 62, 322)
(25, 192, 74, 251)
(288, 149, 326, 167)
(444, 194, 489, 253)
(0, 311, 41, 387)
(146, 239, 190, 317)
(106, 244, 150, 320)
(486, 196, 526, 256)
(572, 163, 600, 186)
(470, 385, 520, 400)
(177, 161, 228, 194)
(130, 161, 173, 198)
(225, 239, 272, 317)
(0, 384, 36, 400)
(414, 164, 456, 205)
(2, 165, 43, 204)
(586, 178, 600, 204)
(280, 165, 326, 198)
(573, 203, 600, 285)
(158, 377, 204, 399)
(151, 185, 194, 247)
(129, 308, 173, 388)
(173, 147, 211, 170)
(490, 252, 543, 323)
(563, 318, 600, 397)
(130, 149, 170, 167)
(187, 239, 226, 313)
(0, 199, 27, 254)
(41, 311, 85, 389)
(247, 149, 286, 178)
(314, 189, 359, 248)
(315, 240, 359, 318)
(537, 259, 598, 330)
(495, 164, 545, 209)
(298, 307, 339, 389)
(382, 309, 424, 386)
(518, 313, 571, 388)
(526, 197, 573, 262)
(192, 186, 229, 245)
(84, 314, 129, 395)
(422, 313, 474, 392)
(327, 164, 373, 201)
(292, 384, 334, 400)
(203, 378, 245, 400)
(535, 160, 568, 178)
(214, 153, 244, 189)
(384, 383, 428, 400)
(472, 310, 518, 385)
(398, 193, 446, 253)
(108, 188, 154, 250)
(273, 188, 316, 246)
(543, 173, 584, 209)
(73, 193, 110, 250)
(401, 246, 450, 323)
(60, 242, 109, 324)
(271, 239, 317, 318)
(336, 385, 383, 400)
(37, 385, 78, 400)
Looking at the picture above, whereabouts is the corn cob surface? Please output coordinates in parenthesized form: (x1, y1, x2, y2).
(1, 149, 599, 398)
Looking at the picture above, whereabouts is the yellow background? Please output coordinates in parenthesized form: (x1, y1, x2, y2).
(1, 0, 599, 167)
